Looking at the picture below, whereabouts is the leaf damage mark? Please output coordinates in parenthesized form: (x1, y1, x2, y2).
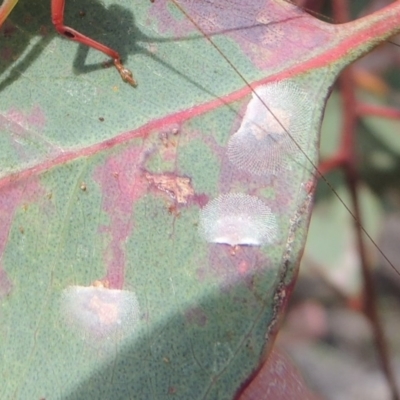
(145, 172, 194, 204)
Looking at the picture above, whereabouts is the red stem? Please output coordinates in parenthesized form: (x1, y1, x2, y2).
(357, 103, 400, 119)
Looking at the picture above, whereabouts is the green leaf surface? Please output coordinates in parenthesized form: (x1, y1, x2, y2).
(1, 0, 400, 398)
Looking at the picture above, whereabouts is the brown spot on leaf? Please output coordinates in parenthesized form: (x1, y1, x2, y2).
(91, 280, 109, 288)
(168, 387, 177, 395)
(145, 173, 194, 204)
(168, 204, 181, 217)
(230, 245, 240, 256)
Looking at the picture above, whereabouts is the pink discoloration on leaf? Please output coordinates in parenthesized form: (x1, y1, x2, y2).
(200, 245, 267, 288)
(94, 146, 148, 289)
(191, 193, 209, 208)
(150, 0, 331, 70)
(0, 106, 54, 164)
(0, 178, 43, 298)
(3, 106, 46, 131)
(0, 179, 40, 253)
(238, 259, 251, 276)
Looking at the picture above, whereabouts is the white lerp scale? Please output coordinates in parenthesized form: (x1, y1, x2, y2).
(199, 193, 277, 246)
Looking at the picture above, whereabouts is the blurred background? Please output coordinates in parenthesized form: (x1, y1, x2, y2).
(279, 1, 400, 399)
